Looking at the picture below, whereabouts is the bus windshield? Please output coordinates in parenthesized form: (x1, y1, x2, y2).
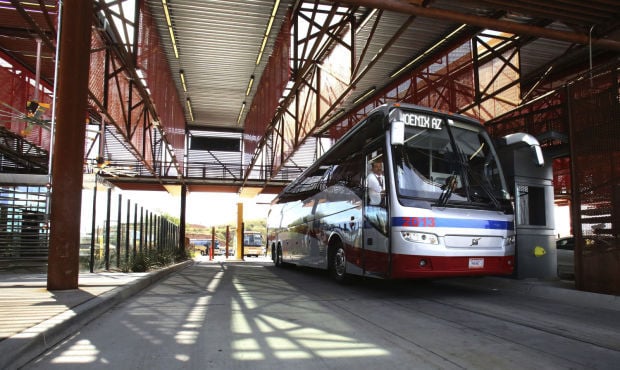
(244, 233, 263, 247)
(392, 112, 510, 210)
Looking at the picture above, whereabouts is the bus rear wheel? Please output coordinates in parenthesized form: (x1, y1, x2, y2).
(275, 246, 283, 267)
(330, 243, 347, 283)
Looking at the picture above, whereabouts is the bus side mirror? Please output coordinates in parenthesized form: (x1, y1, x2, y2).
(391, 120, 405, 146)
(500, 133, 544, 167)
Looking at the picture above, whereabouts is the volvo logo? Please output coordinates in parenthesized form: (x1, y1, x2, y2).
(471, 237, 482, 246)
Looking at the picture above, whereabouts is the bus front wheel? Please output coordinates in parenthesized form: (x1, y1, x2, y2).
(330, 243, 347, 283)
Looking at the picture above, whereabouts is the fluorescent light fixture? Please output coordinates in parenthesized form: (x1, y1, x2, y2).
(169, 29, 179, 58)
(180, 70, 187, 92)
(162, 0, 172, 26)
(245, 75, 254, 96)
(256, 36, 268, 65)
(237, 102, 246, 124)
(390, 24, 467, 78)
(256, 0, 280, 65)
(21, 2, 55, 8)
(318, 109, 345, 131)
(356, 9, 378, 34)
(353, 87, 376, 105)
(186, 98, 194, 121)
(271, 0, 280, 17)
(162, 0, 179, 58)
(332, 109, 345, 119)
(266, 15, 275, 37)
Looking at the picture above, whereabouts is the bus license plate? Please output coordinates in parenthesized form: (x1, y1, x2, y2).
(468, 258, 484, 269)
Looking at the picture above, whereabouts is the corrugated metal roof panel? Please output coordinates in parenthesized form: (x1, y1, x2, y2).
(146, 0, 294, 129)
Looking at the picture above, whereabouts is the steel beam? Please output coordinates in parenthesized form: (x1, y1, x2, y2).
(329, 0, 620, 50)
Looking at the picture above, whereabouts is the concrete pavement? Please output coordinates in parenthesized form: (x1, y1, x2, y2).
(1, 256, 618, 369)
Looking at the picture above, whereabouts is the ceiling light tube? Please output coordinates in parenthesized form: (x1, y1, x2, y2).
(180, 70, 187, 92)
(390, 55, 423, 79)
(357, 9, 378, 34)
(162, 0, 179, 59)
(318, 109, 346, 131)
(169, 27, 178, 58)
(256, 0, 280, 66)
(162, 0, 172, 26)
(245, 75, 254, 96)
(186, 98, 194, 121)
(390, 24, 467, 78)
(266, 16, 275, 37)
(271, 0, 280, 17)
(256, 36, 268, 65)
(353, 87, 376, 105)
(237, 102, 246, 124)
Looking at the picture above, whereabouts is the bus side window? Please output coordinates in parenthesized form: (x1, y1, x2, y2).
(347, 155, 365, 198)
(327, 165, 345, 186)
(328, 156, 365, 199)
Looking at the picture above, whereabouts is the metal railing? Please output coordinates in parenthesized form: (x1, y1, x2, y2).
(0, 185, 49, 266)
(84, 177, 180, 272)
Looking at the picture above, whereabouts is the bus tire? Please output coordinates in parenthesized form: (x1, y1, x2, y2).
(275, 245, 283, 267)
(330, 241, 347, 283)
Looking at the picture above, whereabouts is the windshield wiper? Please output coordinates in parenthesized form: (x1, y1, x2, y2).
(464, 161, 502, 210)
(436, 173, 457, 207)
(442, 147, 503, 211)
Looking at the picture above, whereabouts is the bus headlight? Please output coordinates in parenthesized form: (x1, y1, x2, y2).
(401, 231, 439, 245)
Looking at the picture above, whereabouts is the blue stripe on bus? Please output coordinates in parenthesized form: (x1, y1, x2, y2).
(392, 216, 513, 230)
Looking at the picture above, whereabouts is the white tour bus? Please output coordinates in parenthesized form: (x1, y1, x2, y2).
(268, 103, 543, 282)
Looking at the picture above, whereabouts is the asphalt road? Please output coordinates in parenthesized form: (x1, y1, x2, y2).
(24, 257, 620, 369)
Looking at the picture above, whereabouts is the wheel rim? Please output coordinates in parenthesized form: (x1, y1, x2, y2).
(334, 247, 346, 277)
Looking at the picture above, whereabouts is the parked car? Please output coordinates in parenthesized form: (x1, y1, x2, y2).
(193, 239, 222, 256)
(556, 237, 574, 279)
(556, 235, 615, 279)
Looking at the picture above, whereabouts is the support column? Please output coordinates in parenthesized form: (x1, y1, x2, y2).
(179, 185, 187, 259)
(236, 202, 243, 260)
(225, 225, 230, 258)
(47, 1, 93, 290)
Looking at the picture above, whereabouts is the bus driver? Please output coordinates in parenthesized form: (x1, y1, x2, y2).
(367, 160, 385, 206)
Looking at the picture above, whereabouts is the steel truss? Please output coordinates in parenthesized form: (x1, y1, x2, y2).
(89, 1, 184, 182)
(245, 4, 532, 184)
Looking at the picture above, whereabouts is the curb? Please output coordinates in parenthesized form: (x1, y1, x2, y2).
(0, 260, 193, 370)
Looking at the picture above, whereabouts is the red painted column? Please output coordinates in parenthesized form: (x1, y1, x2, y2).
(210, 227, 215, 261)
(225, 225, 230, 258)
(47, 1, 92, 290)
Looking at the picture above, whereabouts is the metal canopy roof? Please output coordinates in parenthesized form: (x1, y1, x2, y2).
(148, 0, 620, 130)
(147, 0, 295, 130)
(0, 0, 619, 192)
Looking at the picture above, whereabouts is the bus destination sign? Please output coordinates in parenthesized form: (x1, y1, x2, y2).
(402, 112, 442, 130)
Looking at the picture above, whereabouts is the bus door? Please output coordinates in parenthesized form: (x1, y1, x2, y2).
(363, 150, 390, 278)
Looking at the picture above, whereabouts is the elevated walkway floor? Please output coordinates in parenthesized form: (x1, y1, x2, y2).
(0, 256, 618, 369)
